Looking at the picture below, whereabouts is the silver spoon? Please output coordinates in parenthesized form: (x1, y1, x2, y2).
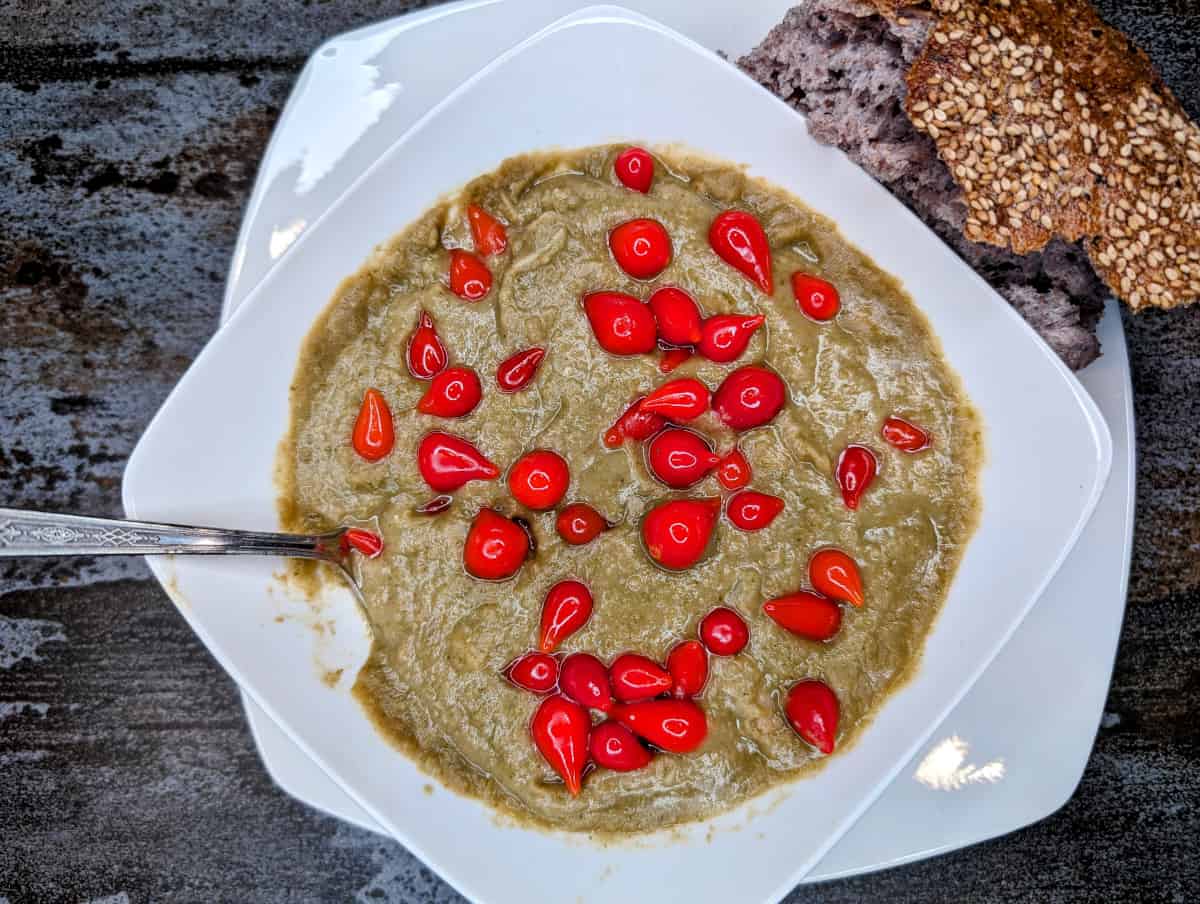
(0, 508, 374, 599)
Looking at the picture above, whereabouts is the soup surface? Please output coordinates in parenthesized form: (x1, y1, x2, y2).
(278, 145, 983, 834)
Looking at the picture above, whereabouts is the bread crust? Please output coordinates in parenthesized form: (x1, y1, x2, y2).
(902, 0, 1199, 310)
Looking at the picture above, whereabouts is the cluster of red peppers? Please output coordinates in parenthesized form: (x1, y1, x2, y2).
(503, 577, 755, 794)
(350, 203, 546, 449)
(340, 147, 937, 795)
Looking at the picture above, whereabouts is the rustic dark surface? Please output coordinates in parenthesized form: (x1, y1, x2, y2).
(1, 2, 1198, 902)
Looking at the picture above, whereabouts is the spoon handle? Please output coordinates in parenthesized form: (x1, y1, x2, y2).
(0, 508, 339, 561)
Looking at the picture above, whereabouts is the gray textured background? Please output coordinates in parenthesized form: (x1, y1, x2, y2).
(1, 2, 1198, 902)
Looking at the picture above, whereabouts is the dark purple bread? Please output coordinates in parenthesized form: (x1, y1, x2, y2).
(739, 0, 1106, 369)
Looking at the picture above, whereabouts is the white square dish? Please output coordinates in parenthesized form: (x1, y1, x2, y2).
(224, 0, 1135, 882)
(124, 6, 1113, 903)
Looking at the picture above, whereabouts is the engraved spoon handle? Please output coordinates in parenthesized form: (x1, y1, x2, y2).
(0, 508, 344, 563)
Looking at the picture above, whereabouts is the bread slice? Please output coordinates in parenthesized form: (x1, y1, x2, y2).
(902, 0, 1199, 312)
(739, 0, 1105, 368)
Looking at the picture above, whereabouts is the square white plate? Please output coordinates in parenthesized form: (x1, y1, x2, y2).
(224, 0, 1135, 884)
(124, 7, 1113, 902)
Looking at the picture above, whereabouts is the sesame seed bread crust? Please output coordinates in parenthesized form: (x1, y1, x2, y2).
(865, 0, 924, 19)
(739, 0, 1104, 368)
(905, 0, 1200, 311)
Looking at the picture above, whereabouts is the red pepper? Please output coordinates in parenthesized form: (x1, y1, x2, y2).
(641, 498, 720, 571)
(531, 695, 590, 795)
(417, 431, 499, 492)
(603, 397, 666, 448)
(406, 310, 448, 380)
(785, 680, 840, 755)
(448, 248, 492, 300)
(504, 651, 559, 694)
(882, 416, 931, 453)
(415, 494, 453, 515)
(558, 652, 613, 713)
(609, 218, 672, 280)
(709, 210, 773, 295)
(658, 347, 693, 373)
(463, 508, 529, 581)
(649, 286, 704, 346)
(466, 203, 507, 256)
(791, 272, 840, 321)
(645, 427, 720, 489)
(809, 548, 864, 608)
(666, 640, 708, 699)
(725, 490, 784, 531)
(538, 580, 594, 652)
(697, 313, 765, 363)
(712, 366, 786, 431)
(341, 528, 383, 559)
(699, 606, 748, 656)
(614, 146, 654, 194)
(496, 347, 546, 393)
(583, 291, 657, 356)
(352, 388, 394, 462)
(639, 378, 710, 422)
(416, 366, 481, 418)
(589, 721, 653, 771)
(716, 448, 752, 490)
(555, 503, 608, 546)
(835, 444, 878, 510)
(609, 653, 674, 703)
(508, 449, 570, 511)
(763, 591, 843, 642)
(612, 699, 707, 754)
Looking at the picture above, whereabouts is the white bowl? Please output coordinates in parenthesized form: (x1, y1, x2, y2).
(224, 0, 1136, 882)
(124, 7, 1112, 902)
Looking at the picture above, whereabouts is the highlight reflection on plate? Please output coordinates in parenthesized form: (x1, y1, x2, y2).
(915, 736, 1006, 792)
